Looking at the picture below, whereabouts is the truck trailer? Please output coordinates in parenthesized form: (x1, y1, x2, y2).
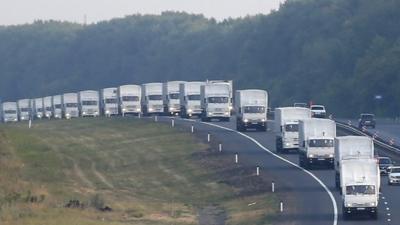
(179, 81, 205, 118)
(200, 83, 231, 122)
(163, 81, 185, 115)
(78, 90, 100, 117)
(141, 83, 164, 116)
(33, 98, 44, 119)
(17, 99, 32, 121)
(235, 89, 268, 132)
(1, 102, 18, 122)
(43, 96, 53, 119)
(101, 87, 119, 117)
(207, 80, 233, 112)
(118, 85, 141, 115)
(52, 95, 63, 119)
(62, 93, 79, 119)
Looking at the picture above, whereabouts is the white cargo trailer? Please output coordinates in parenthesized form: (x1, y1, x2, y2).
(78, 90, 100, 117)
(341, 158, 380, 220)
(200, 83, 231, 122)
(141, 83, 164, 116)
(207, 80, 233, 111)
(33, 98, 44, 119)
(52, 95, 63, 119)
(235, 89, 268, 132)
(43, 96, 53, 118)
(298, 118, 336, 169)
(334, 136, 374, 189)
(274, 107, 311, 153)
(62, 93, 79, 119)
(179, 81, 205, 118)
(17, 99, 32, 121)
(163, 81, 185, 115)
(1, 102, 18, 122)
(118, 85, 141, 115)
(101, 87, 119, 117)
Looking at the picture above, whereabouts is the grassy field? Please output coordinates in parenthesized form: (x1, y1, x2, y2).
(0, 117, 277, 225)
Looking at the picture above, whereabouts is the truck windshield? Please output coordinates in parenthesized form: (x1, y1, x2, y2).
(169, 93, 180, 99)
(188, 95, 201, 101)
(122, 96, 139, 102)
(346, 185, 375, 195)
(4, 110, 17, 114)
(244, 106, 265, 113)
(37, 108, 43, 112)
(21, 108, 30, 112)
(379, 158, 392, 164)
(82, 101, 98, 106)
(361, 114, 374, 120)
(66, 103, 78, 108)
(311, 106, 324, 110)
(208, 97, 228, 103)
(391, 168, 400, 173)
(148, 95, 162, 100)
(54, 104, 62, 109)
(285, 124, 298, 132)
(309, 139, 334, 147)
(105, 98, 118, 104)
(46, 107, 52, 111)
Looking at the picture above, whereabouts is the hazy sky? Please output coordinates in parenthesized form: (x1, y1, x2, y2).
(0, 0, 285, 25)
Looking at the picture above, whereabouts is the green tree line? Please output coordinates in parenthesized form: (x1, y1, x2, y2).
(0, 0, 399, 117)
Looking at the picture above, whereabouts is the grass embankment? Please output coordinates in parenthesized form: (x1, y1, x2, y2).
(0, 118, 277, 225)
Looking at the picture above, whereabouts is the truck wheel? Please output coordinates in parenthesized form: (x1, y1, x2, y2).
(335, 173, 340, 190)
(275, 138, 282, 153)
(342, 207, 349, 220)
(371, 210, 378, 220)
(299, 155, 304, 168)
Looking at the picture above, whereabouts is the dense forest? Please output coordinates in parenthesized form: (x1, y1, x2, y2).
(0, 0, 399, 117)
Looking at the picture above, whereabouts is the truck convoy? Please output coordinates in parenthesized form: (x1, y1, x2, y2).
(1, 102, 18, 122)
(33, 98, 44, 119)
(163, 81, 185, 115)
(298, 118, 336, 169)
(334, 136, 379, 219)
(142, 83, 164, 116)
(101, 87, 119, 117)
(274, 107, 311, 153)
(200, 83, 231, 122)
(17, 99, 32, 121)
(179, 81, 205, 118)
(118, 85, 141, 115)
(78, 90, 100, 117)
(43, 96, 53, 118)
(235, 89, 268, 132)
(52, 95, 63, 119)
(62, 93, 79, 119)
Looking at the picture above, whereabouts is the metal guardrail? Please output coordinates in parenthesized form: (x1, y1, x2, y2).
(336, 121, 400, 154)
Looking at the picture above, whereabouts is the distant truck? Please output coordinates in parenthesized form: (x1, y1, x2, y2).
(235, 89, 268, 132)
(207, 80, 233, 112)
(179, 81, 205, 118)
(163, 81, 185, 115)
(334, 136, 375, 189)
(52, 95, 63, 119)
(1, 102, 18, 122)
(43, 96, 53, 118)
(274, 107, 311, 153)
(78, 90, 100, 117)
(62, 93, 79, 119)
(101, 87, 119, 117)
(341, 158, 380, 220)
(118, 84, 141, 115)
(200, 83, 231, 122)
(298, 118, 336, 169)
(17, 99, 32, 121)
(33, 98, 44, 119)
(141, 83, 164, 116)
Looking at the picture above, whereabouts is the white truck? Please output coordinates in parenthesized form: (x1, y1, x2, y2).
(1, 102, 18, 122)
(52, 95, 63, 119)
(33, 98, 44, 119)
(17, 99, 32, 121)
(163, 81, 185, 115)
(62, 93, 79, 119)
(141, 83, 164, 116)
(200, 83, 231, 122)
(235, 89, 268, 132)
(43, 96, 53, 118)
(118, 84, 141, 115)
(101, 87, 119, 117)
(179, 81, 205, 118)
(341, 158, 380, 220)
(78, 90, 100, 117)
(334, 136, 375, 189)
(207, 80, 233, 112)
(298, 118, 336, 169)
(274, 107, 311, 153)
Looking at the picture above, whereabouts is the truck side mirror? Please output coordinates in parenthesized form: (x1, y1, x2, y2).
(302, 141, 305, 147)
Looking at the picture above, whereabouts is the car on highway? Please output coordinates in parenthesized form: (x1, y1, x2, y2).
(358, 113, 376, 129)
(378, 157, 393, 175)
(388, 166, 400, 185)
(310, 105, 326, 118)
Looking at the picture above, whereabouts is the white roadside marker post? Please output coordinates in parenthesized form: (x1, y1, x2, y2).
(219, 144, 222, 152)
(191, 125, 194, 133)
(207, 133, 211, 142)
(235, 153, 238, 164)
(256, 166, 260, 176)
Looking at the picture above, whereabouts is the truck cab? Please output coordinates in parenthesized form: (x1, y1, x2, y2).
(1, 102, 18, 122)
(142, 83, 164, 116)
(101, 88, 119, 117)
(62, 93, 79, 119)
(78, 90, 100, 117)
(235, 89, 268, 132)
(43, 96, 53, 118)
(207, 80, 233, 112)
(33, 98, 44, 119)
(118, 85, 141, 115)
(298, 118, 336, 169)
(200, 83, 231, 122)
(17, 99, 32, 121)
(52, 95, 63, 119)
(163, 81, 185, 115)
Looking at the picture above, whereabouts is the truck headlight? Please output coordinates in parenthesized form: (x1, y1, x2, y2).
(14, 118, 18, 121)
(170, 107, 175, 111)
(346, 203, 352, 207)
(224, 112, 229, 115)
(261, 118, 266, 122)
(308, 154, 314, 158)
(208, 112, 212, 116)
(82, 112, 86, 115)
(122, 108, 126, 112)
(369, 202, 375, 207)
(106, 110, 110, 114)
(329, 154, 334, 158)
(244, 119, 249, 123)
(21, 116, 25, 120)
(188, 109, 193, 113)
(136, 108, 141, 112)
(229, 106, 233, 110)
(149, 108, 153, 112)
(95, 111, 99, 115)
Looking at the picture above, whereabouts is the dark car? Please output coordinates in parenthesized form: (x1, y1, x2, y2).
(358, 113, 376, 129)
(378, 157, 393, 175)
